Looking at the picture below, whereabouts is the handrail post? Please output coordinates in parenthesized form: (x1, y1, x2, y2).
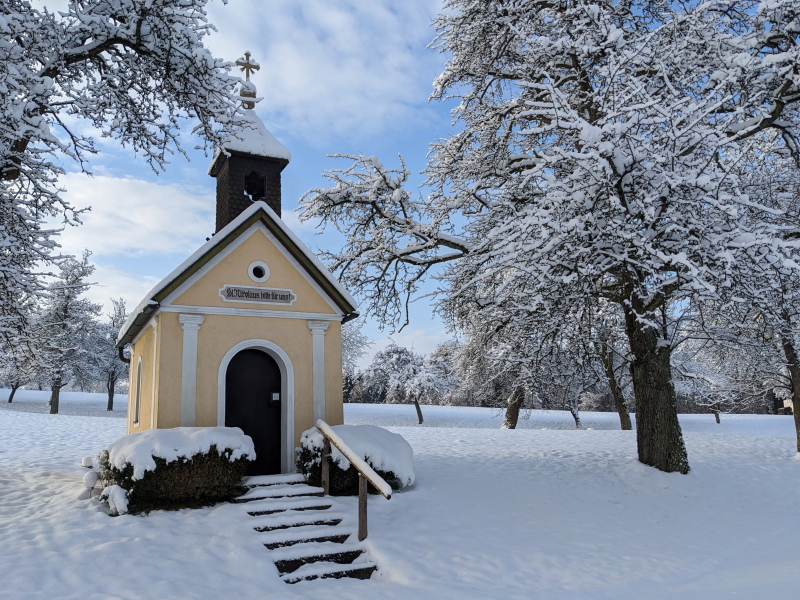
(358, 473, 368, 541)
(321, 438, 330, 495)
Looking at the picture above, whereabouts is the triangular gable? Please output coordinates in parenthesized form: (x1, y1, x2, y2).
(117, 201, 357, 348)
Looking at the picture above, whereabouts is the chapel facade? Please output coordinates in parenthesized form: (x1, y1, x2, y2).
(116, 56, 357, 475)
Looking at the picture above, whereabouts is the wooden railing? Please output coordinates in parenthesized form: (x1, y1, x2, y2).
(316, 419, 391, 541)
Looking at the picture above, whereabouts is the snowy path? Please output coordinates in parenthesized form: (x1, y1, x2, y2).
(1, 404, 798, 598)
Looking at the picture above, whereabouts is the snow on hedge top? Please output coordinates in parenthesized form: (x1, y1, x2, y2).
(301, 424, 415, 489)
(102, 427, 255, 481)
(212, 109, 291, 165)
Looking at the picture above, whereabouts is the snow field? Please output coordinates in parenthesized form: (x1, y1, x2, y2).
(0, 400, 798, 598)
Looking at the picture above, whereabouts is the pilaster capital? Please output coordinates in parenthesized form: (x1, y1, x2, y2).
(307, 320, 330, 334)
(179, 314, 205, 330)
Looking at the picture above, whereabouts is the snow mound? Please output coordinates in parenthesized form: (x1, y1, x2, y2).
(301, 424, 414, 488)
(83, 471, 98, 489)
(100, 485, 128, 515)
(102, 427, 255, 481)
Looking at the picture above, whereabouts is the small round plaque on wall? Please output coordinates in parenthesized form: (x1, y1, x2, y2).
(248, 260, 270, 283)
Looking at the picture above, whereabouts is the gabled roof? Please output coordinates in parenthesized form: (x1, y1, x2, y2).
(116, 201, 358, 348)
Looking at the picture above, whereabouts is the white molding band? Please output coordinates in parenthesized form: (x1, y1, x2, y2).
(160, 304, 341, 321)
(178, 314, 205, 427)
(307, 320, 329, 423)
(217, 340, 295, 473)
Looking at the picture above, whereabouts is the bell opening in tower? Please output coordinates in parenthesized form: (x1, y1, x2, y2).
(244, 171, 266, 202)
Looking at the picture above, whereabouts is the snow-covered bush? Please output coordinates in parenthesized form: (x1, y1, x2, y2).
(296, 425, 414, 496)
(98, 427, 255, 514)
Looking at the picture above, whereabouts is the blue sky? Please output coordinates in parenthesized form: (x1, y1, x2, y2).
(46, 0, 455, 366)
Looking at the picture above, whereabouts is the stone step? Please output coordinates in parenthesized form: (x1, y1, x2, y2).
(244, 473, 307, 488)
(252, 511, 344, 532)
(261, 525, 353, 549)
(246, 497, 333, 517)
(269, 541, 366, 574)
(281, 560, 377, 584)
(234, 484, 324, 503)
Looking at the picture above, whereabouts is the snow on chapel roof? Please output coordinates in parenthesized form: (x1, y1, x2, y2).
(209, 109, 292, 171)
(116, 201, 358, 348)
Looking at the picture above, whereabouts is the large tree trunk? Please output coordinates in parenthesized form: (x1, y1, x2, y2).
(49, 380, 62, 415)
(599, 344, 633, 430)
(623, 303, 690, 474)
(106, 375, 116, 412)
(779, 336, 800, 453)
(7, 383, 20, 403)
(501, 386, 525, 429)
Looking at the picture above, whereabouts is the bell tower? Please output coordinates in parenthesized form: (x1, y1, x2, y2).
(209, 52, 291, 232)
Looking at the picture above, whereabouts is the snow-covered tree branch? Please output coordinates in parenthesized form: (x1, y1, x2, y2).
(0, 0, 242, 345)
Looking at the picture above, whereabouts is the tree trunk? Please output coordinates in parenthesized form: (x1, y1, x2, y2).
(49, 380, 62, 415)
(7, 384, 20, 403)
(779, 335, 800, 453)
(413, 398, 424, 424)
(569, 404, 581, 429)
(599, 344, 633, 430)
(713, 409, 720, 424)
(623, 303, 690, 474)
(501, 386, 525, 429)
(106, 375, 116, 412)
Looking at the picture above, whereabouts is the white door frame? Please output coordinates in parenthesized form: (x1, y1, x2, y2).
(218, 339, 295, 473)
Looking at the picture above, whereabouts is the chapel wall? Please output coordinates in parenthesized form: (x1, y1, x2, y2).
(323, 321, 344, 426)
(153, 312, 183, 429)
(127, 325, 155, 435)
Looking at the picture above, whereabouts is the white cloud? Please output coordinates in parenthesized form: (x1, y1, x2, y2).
(56, 173, 215, 257)
(206, 0, 444, 143)
(84, 264, 161, 317)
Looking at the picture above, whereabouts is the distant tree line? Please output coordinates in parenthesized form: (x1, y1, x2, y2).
(0, 251, 129, 413)
(343, 312, 791, 431)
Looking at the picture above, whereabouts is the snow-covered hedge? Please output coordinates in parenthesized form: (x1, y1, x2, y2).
(296, 424, 414, 495)
(98, 427, 255, 514)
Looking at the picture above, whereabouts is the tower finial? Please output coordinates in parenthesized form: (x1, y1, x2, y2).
(236, 51, 260, 82)
(235, 51, 260, 110)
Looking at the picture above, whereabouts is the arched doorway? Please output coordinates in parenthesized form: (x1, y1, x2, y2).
(225, 349, 281, 475)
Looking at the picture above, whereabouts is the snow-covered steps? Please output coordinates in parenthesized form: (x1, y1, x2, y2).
(260, 524, 354, 549)
(246, 496, 333, 517)
(251, 511, 345, 532)
(244, 473, 307, 488)
(270, 541, 365, 573)
(280, 561, 377, 584)
(233, 483, 324, 503)
(236, 473, 377, 582)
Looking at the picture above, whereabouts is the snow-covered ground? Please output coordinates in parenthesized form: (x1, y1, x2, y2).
(1, 395, 798, 599)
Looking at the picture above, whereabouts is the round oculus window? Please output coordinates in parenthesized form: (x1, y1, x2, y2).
(248, 261, 270, 283)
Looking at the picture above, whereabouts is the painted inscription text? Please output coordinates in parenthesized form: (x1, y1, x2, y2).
(219, 285, 296, 305)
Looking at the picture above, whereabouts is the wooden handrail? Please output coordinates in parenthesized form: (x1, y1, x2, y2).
(316, 419, 391, 541)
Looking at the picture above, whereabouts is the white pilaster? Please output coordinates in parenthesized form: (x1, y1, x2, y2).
(179, 314, 205, 427)
(308, 320, 330, 422)
(150, 320, 158, 429)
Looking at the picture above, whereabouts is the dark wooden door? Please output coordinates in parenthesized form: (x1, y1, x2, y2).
(225, 349, 281, 475)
